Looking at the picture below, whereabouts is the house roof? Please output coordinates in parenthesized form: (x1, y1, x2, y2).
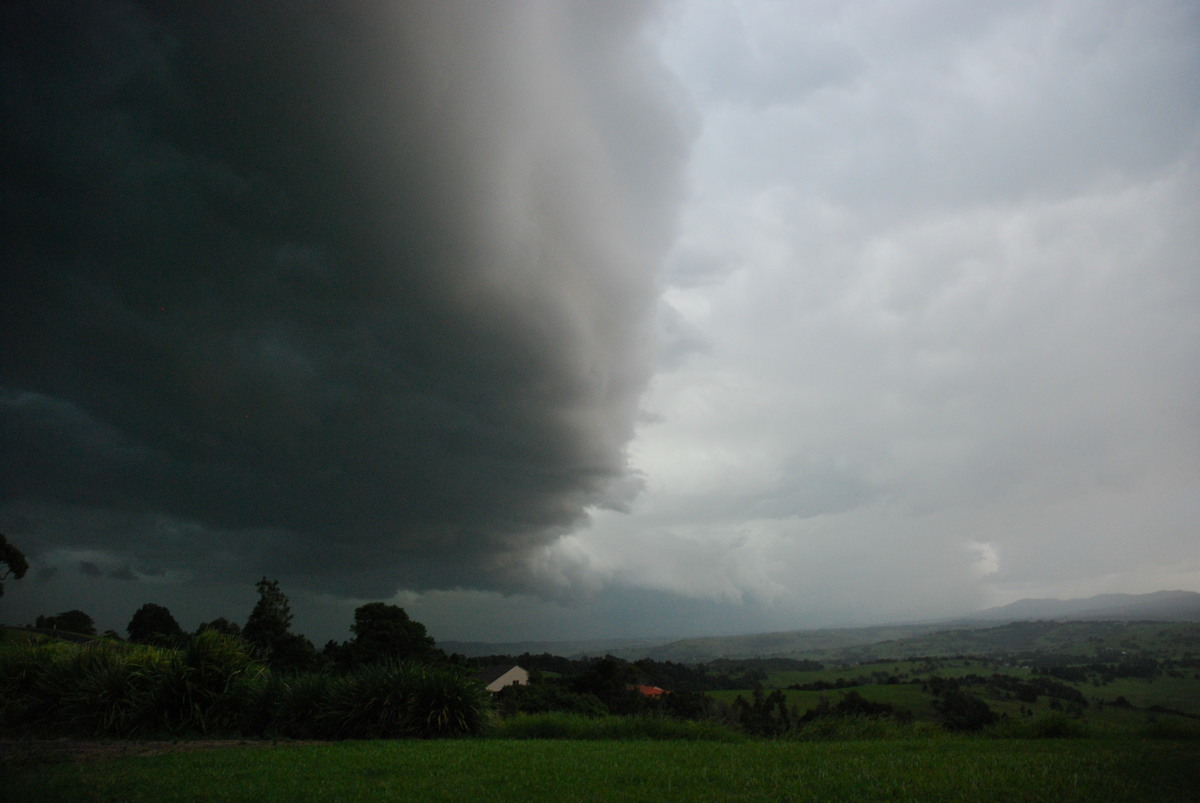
(474, 664, 524, 685)
(634, 685, 667, 697)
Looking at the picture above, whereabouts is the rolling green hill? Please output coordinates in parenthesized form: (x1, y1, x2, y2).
(618, 620, 1200, 664)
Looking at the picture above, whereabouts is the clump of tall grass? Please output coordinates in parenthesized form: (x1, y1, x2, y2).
(0, 640, 170, 735)
(313, 662, 491, 739)
(0, 632, 260, 737)
(0, 639, 80, 731)
(161, 630, 263, 733)
(252, 671, 339, 739)
(490, 712, 745, 741)
(60, 643, 178, 736)
(1, 639, 490, 739)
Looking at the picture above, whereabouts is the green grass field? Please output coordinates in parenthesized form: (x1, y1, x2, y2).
(1095, 675, 1200, 713)
(731, 652, 1200, 733)
(8, 738, 1199, 802)
(764, 658, 1016, 688)
(710, 683, 937, 718)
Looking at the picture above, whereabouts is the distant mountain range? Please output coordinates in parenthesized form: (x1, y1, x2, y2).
(964, 590, 1200, 623)
(438, 590, 1200, 661)
(438, 636, 669, 660)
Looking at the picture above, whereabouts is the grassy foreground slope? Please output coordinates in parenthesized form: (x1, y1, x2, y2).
(9, 739, 1200, 802)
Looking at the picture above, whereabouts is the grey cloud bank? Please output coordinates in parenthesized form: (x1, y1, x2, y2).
(3, 0, 1199, 646)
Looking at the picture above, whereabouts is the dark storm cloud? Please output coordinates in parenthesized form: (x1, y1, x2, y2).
(1, 1, 687, 598)
(108, 565, 137, 582)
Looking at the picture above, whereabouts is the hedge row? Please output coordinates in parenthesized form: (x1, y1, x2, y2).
(0, 633, 490, 739)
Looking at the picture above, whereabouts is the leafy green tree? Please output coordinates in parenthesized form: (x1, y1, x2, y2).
(243, 577, 315, 670)
(934, 688, 997, 732)
(127, 602, 185, 645)
(834, 690, 895, 718)
(35, 609, 96, 635)
(494, 680, 607, 717)
(244, 577, 292, 650)
(271, 631, 317, 670)
(734, 687, 794, 736)
(572, 655, 641, 713)
(345, 602, 437, 667)
(0, 532, 29, 597)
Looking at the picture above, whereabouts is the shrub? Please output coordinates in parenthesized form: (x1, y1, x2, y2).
(493, 681, 607, 717)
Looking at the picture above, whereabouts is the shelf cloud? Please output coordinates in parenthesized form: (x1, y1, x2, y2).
(1, 1, 688, 602)
(3, 1, 1198, 644)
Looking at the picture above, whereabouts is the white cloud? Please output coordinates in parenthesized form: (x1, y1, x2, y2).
(532, 0, 1200, 630)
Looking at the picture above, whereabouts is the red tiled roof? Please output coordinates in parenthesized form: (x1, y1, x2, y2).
(634, 685, 667, 697)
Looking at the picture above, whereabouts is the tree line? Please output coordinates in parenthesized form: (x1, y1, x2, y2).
(23, 574, 439, 674)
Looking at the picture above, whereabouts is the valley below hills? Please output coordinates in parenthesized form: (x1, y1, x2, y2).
(439, 590, 1200, 663)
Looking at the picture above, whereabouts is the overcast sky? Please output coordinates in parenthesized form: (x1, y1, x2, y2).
(3, 1, 1198, 646)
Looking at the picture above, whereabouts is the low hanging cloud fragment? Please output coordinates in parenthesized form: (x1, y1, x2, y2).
(0, 1, 688, 599)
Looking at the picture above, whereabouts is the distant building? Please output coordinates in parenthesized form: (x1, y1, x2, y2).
(632, 685, 667, 697)
(475, 664, 529, 692)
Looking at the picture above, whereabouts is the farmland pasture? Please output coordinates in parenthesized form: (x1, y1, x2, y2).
(705, 648, 1200, 738)
(709, 683, 937, 721)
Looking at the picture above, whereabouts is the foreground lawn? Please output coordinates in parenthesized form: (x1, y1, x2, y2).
(9, 738, 1200, 802)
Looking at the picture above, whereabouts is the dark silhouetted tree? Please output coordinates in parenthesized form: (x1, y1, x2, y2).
(572, 655, 641, 713)
(127, 602, 185, 645)
(243, 577, 314, 670)
(834, 690, 895, 718)
(0, 532, 29, 597)
(244, 577, 291, 649)
(934, 688, 997, 732)
(346, 602, 437, 667)
(35, 609, 96, 635)
(735, 687, 794, 736)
